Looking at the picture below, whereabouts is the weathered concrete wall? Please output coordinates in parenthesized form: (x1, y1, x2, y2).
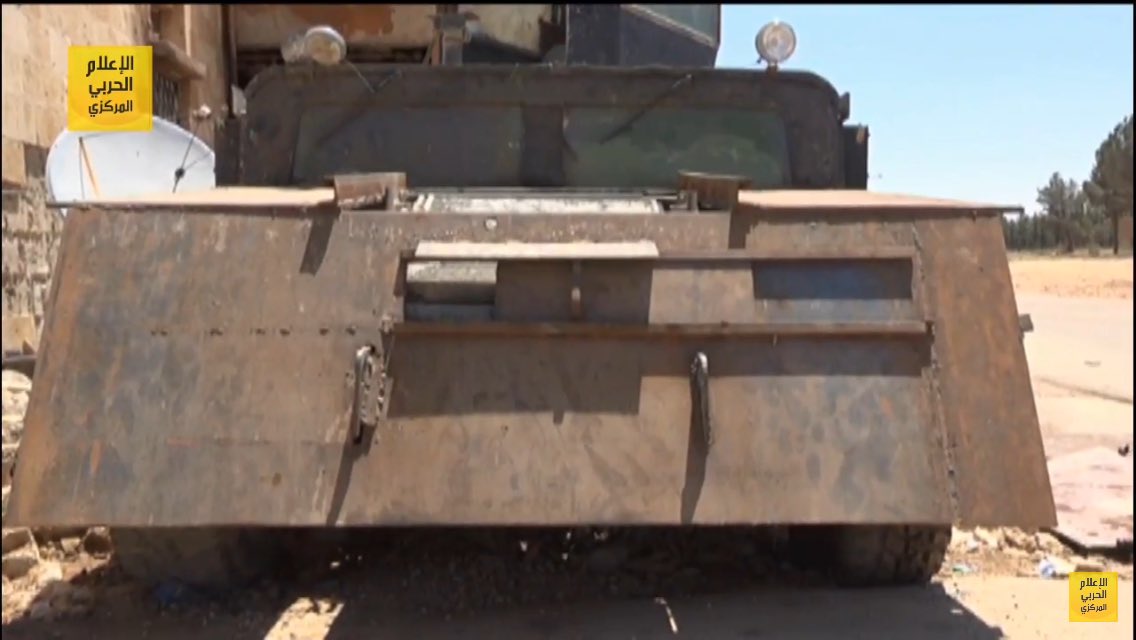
(153, 5, 228, 143)
(187, 5, 228, 133)
(1, 5, 150, 344)
(1, 5, 152, 186)
(1, 5, 227, 345)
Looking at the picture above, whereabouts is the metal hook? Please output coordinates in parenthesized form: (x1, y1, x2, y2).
(690, 351, 712, 447)
(350, 344, 379, 444)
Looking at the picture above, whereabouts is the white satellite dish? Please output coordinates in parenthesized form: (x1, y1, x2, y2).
(46, 116, 215, 216)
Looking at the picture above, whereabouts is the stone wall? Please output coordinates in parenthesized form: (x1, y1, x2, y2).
(1, 181, 59, 332)
(2, 370, 30, 514)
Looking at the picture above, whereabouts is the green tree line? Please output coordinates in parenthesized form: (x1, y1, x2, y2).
(1003, 114, 1133, 253)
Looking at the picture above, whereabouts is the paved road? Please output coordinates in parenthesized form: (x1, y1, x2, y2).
(1016, 294, 1133, 460)
(1018, 293, 1134, 404)
(1018, 292, 1132, 553)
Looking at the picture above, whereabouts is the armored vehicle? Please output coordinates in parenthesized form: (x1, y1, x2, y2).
(7, 4, 1056, 588)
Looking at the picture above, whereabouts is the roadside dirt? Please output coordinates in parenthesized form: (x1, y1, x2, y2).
(1009, 254, 1133, 299)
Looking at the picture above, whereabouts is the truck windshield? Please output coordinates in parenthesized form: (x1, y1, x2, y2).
(564, 107, 789, 188)
(292, 105, 791, 190)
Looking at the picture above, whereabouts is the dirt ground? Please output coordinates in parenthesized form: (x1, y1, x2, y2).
(1008, 254, 1133, 300)
(2, 254, 1133, 639)
(1, 527, 1132, 639)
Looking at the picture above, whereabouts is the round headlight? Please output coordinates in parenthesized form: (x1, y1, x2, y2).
(302, 26, 347, 66)
(755, 21, 797, 66)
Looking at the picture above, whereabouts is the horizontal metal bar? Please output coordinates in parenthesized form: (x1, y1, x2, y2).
(658, 247, 917, 261)
(414, 240, 660, 260)
(391, 320, 931, 339)
(403, 246, 918, 264)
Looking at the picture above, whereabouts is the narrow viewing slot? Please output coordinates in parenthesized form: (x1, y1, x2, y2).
(752, 258, 915, 301)
(404, 259, 498, 323)
(399, 255, 921, 326)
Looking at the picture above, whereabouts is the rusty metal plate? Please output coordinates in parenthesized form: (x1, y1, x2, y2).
(1047, 447, 1134, 550)
(234, 5, 436, 50)
(233, 5, 551, 55)
(8, 203, 1054, 530)
(333, 172, 407, 210)
(8, 206, 959, 529)
(730, 206, 1057, 528)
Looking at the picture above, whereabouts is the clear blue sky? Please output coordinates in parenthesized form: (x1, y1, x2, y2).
(717, 5, 1134, 212)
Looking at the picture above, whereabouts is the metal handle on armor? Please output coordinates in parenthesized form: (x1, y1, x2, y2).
(690, 351, 712, 447)
(350, 344, 381, 444)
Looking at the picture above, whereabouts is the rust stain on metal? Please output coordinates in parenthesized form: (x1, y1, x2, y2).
(88, 441, 102, 479)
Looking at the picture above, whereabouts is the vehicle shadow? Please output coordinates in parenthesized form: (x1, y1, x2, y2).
(3, 579, 1003, 640)
(317, 583, 1004, 640)
(2, 527, 1005, 640)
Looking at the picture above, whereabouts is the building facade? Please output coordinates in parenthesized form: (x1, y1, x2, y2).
(1, 4, 227, 351)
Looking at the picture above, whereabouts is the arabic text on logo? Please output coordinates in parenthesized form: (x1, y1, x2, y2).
(1068, 571, 1118, 622)
(67, 46, 153, 132)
